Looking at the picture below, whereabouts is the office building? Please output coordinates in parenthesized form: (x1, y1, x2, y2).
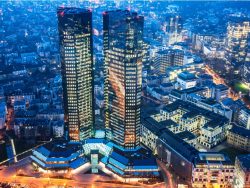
(153, 49, 184, 74)
(176, 71, 197, 90)
(212, 84, 229, 102)
(225, 18, 250, 64)
(103, 10, 144, 149)
(57, 7, 94, 141)
(227, 123, 250, 152)
(159, 100, 230, 148)
(192, 153, 234, 188)
(238, 107, 250, 129)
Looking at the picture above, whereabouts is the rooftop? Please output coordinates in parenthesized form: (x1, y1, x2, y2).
(229, 123, 250, 138)
(36, 140, 82, 158)
(178, 71, 196, 81)
(237, 154, 250, 171)
(176, 131, 196, 141)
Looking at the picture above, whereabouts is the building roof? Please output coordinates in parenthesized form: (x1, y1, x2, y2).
(229, 123, 250, 138)
(176, 131, 196, 141)
(36, 140, 82, 158)
(195, 152, 233, 166)
(163, 100, 228, 128)
(237, 154, 250, 171)
(57, 7, 91, 15)
(215, 84, 228, 91)
(160, 129, 198, 162)
(178, 71, 196, 81)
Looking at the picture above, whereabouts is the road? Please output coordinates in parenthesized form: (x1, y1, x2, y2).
(157, 160, 175, 188)
(205, 65, 240, 100)
(0, 157, 166, 188)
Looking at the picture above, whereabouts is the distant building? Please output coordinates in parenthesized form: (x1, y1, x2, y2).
(234, 154, 250, 188)
(166, 15, 183, 45)
(153, 49, 184, 74)
(225, 19, 250, 64)
(13, 100, 26, 111)
(242, 61, 250, 88)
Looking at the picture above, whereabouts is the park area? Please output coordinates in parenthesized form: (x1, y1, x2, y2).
(233, 81, 249, 94)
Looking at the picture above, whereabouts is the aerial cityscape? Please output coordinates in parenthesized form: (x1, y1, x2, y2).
(0, 0, 250, 188)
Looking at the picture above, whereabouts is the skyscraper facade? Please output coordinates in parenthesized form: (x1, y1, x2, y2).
(103, 10, 144, 149)
(57, 7, 94, 141)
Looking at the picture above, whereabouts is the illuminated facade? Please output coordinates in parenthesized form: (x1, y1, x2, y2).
(154, 49, 184, 75)
(58, 8, 94, 141)
(226, 19, 250, 64)
(192, 153, 234, 188)
(234, 155, 250, 188)
(103, 10, 144, 149)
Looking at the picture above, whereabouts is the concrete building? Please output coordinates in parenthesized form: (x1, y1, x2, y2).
(212, 84, 229, 102)
(153, 49, 184, 74)
(238, 108, 250, 129)
(234, 155, 250, 188)
(227, 123, 250, 152)
(160, 100, 230, 148)
(192, 153, 234, 188)
(176, 71, 197, 90)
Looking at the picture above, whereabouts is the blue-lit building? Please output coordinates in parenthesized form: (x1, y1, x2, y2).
(101, 146, 160, 180)
(31, 141, 88, 173)
(31, 138, 161, 182)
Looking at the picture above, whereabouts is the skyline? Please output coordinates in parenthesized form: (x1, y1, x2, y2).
(0, 1, 250, 187)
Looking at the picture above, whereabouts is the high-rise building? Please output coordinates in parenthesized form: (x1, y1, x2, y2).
(103, 10, 144, 149)
(154, 49, 184, 74)
(166, 14, 183, 45)
(57, 7, 94, 141)
(225, 18, 250, 64)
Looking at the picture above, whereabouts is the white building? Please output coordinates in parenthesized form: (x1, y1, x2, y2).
(238, 108, 250, 129)
(176, 71, 197, 90)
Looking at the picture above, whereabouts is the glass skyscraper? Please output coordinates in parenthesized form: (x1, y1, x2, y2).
(103, 10, 144, 149)
(57, 7, 94, 141)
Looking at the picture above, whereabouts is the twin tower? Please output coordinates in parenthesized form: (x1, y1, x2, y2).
(57, 8, 144, 149)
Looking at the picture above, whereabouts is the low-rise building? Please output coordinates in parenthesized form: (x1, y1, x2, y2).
(227, 123, 250, 152)
(160, 100, 230, 148)
(13, 100, 26, 111)
(234, 154, 250, 188)
(198, 119, 229, 148)
(238, 107, 250, 129)
(176, 71, 197, 90)
(176, 131, 197, 147)
(192, 152, 234, 188)
(31, 141, 88, 173)
(212, 84, 229, 102)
